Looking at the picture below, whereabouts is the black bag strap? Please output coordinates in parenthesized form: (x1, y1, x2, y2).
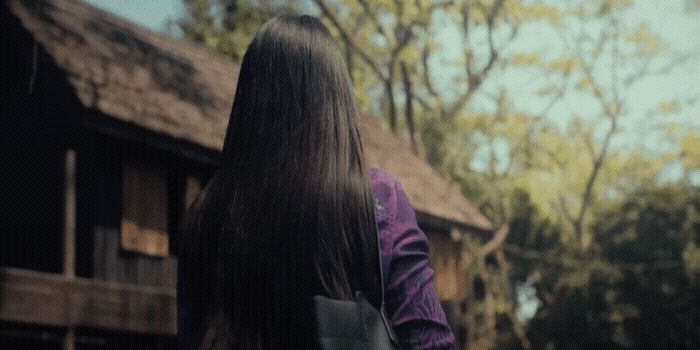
(373, 195, 387, 306)
(371, 194, 400, 346)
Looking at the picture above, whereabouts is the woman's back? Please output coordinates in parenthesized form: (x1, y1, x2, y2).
(176, 13, 453, 350)
(179, 169, 454, 349)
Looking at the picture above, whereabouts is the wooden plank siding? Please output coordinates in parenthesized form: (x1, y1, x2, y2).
(120, 161, 170, 257)
(0, 267, 176, 336)
(74, 130, 205, 289)
(93, 228, 178, 289)
(429, 232, 467, 301)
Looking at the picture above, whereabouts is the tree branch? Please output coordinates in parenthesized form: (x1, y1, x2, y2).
(445, 0, 509, 121)
(358, 0, 388, 38)
(559, 195, 576, 226)
(479, 223, 510, 257)
(574, 116, 617, 245)
(421, 45, 440, 99)
(427, 0, 456, 11)
(315, 0, 385, 80)
(495, 250, 533, 350)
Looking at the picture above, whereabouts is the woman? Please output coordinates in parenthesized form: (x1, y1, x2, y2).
(177, 14, 454, 349)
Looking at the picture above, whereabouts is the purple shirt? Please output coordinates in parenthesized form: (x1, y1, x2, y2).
(370, 168, 455, 349)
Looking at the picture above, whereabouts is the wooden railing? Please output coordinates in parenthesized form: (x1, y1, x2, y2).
(0, 267, 176, 336)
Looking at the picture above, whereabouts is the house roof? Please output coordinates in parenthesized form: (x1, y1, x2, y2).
(7, 0, 492, 232)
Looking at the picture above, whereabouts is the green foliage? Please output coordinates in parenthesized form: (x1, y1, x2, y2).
(680, 134, 700, 170)
(179, 0, 297, 62)
(519, 186, 699, 350)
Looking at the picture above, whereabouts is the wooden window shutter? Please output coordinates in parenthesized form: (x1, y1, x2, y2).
(121, 162, 169, 257)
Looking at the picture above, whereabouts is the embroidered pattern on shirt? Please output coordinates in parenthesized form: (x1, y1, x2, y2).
(374, 196, 384, 212)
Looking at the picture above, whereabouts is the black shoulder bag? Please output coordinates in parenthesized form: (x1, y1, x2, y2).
(312, 197, 401, 350)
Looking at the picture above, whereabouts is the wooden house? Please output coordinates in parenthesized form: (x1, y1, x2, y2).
(0, 0, 492, 348)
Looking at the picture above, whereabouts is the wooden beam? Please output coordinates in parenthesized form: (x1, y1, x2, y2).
(64, 148, 77, 350)
(0, 267, 177, 336)
(80, 110, 221, 166)
(64, 149, 77, 278)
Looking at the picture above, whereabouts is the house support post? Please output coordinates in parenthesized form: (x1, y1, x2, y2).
(63, 149, 76, 350)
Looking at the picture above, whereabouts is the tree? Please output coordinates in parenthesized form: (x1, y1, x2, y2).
(313, 0, 530, 156)
(511, 0, 697, 251)
(523, 185, 699, 350)
(435, 1, 698, 348)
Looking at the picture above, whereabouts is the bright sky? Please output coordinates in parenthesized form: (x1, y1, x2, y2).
(86, 0, 698, 182)
(85, 0, 184, 32)
(432, 1, 700, 143)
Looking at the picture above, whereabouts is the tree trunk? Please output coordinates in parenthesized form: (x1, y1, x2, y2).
(401, 61, 418, 154)
(385, 77, 397, 134)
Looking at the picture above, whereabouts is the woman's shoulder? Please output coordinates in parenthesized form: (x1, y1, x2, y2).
(370, 167, 404, 194)
(369, 167, 399, 194)
(369, 168, 401, 220)
(369, 168, 417, 226)
(369, 168, 423, 277)
(369, 168, 400, 272)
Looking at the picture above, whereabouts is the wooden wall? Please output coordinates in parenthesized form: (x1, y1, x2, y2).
(0, 268, 176, 348)
(426, 231, 468, 349)
(74, 130, 211, 289)
(428, 232, 466, 301)
(0, 4, 73, 273)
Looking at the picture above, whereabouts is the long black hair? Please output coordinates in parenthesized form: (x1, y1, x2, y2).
(179, 14, 379, 349)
